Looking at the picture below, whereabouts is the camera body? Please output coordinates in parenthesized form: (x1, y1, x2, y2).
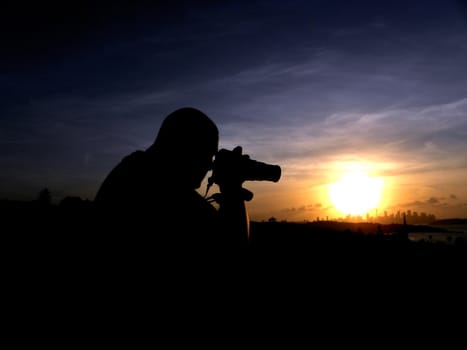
(209, 147, 281, 186)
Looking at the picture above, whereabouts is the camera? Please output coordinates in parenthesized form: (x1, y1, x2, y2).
(209, 147, 281, 186)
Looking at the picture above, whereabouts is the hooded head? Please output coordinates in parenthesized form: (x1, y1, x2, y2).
(147, 107, 219, 189)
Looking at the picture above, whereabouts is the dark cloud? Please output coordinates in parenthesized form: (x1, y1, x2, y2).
(0, 1, 199, 62)
(281, 205, 314, 213)
(402, 196, 458, 209)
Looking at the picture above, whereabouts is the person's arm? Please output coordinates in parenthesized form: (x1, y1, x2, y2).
(209, 146, 253, 248)
(217, 185, 252, 247)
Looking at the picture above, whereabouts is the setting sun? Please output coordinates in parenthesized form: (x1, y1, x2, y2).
(329, 169, 384, 217)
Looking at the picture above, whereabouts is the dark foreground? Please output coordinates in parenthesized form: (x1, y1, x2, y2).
(3, 210, 467, 342)
(3, 200, 465, 294)
(2, 197, 465, 340)
(4, 214, 466, 278)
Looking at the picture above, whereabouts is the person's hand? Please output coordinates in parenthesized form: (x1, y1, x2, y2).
(209, 146, 254, 200)
(211, 146, 246, 189)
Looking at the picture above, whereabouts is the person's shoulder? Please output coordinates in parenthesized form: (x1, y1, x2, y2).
(121, 150, 146, 164)
(115, 150, 149, 172)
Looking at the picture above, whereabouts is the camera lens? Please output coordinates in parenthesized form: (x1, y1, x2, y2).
(244, 159, 281, 182)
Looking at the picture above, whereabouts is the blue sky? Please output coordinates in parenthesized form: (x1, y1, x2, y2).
(1, 0, 467, 220)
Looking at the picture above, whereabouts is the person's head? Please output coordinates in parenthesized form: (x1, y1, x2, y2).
(148, 107, 219, 189)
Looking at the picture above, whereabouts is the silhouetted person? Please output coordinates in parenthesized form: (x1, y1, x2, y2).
(94, 107, 251, 257)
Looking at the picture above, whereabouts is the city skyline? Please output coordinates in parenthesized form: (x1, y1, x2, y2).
(1, 1, 467, 221)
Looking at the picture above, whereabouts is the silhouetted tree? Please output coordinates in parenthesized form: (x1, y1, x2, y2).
(37, 188, 51, 206)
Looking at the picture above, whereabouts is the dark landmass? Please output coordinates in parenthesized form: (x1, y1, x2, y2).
(247, 220, 466, 295)
(248, 220, 466, 262)
(2, 198, 466, 321)
(2, 198, 465, 250)
(431, 218, 467, 225)
(2, 199, 465, 277)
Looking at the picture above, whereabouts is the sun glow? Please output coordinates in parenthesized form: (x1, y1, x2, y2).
(328, 168, 384, 216)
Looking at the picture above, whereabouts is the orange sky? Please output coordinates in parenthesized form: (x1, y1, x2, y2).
(201, 144, 467, 222)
